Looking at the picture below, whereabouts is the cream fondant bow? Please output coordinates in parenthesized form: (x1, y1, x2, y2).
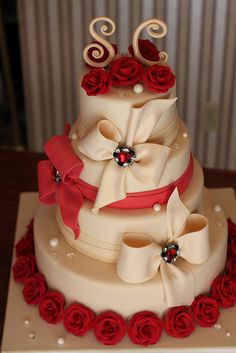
(116, 188, 210, 307)
(78, 98, 177, 212)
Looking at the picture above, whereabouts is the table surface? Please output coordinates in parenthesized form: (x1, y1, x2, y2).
(0, 149, 236, 345)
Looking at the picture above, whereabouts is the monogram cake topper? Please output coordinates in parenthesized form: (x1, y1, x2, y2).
(83, 16, 168, 67)
(81, 17, 175, 96)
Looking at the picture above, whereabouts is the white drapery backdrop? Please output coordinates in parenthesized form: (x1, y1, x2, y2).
(17, 0, 236, 169)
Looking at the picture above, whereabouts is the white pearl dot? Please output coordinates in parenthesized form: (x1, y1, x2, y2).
(24, 319, 30, 325)
(153, 203, 161, 212)
(133, 84, 144, 94)
(57, 337, 65, 345)
(226, 331, 231, 337)
(49, 237, 59, 248)
(213, 205, 222, 213)
(70, 133, 78, 141)
(182, 132, 188, 138)
(173, 143, 179, 149)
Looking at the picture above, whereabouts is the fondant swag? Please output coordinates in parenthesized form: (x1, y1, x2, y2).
(117, 188, 210, 307)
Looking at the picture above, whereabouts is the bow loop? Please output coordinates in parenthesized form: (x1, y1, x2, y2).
(38, 133, 84, 238)
(116, 188, 210, 307)
(77, 98, 176, 211)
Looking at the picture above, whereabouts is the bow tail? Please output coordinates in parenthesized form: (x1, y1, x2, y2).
(160, 261, 195, 307)
(92, 159, 127, 213)
(58, 183, 84, 239)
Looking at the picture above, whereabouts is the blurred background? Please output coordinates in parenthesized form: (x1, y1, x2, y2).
(0, 0, 235, 169)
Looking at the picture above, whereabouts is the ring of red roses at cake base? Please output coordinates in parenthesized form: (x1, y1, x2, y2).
(12, 218, 236, 346)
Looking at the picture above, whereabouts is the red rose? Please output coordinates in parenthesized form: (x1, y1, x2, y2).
(191, 295, 220, 327)
(128, 39, 160, 61)
(228, 218, 236, 236)
(210, 274, 236, 308)
(26, 218, 34, 231)
(227, 256, 236, 279)
(164, 306, 195, 338)
(87, 41, 118, 66)
(39, 291, 65, 324)
(144, 64, 176, 93)
(110, 56, 143, 86)
(228, 236, 236, 257)
(23, 273, 47, 305)
(15, 231, 34, 258)
(12, 255, 36, 283)
(64, 303, 96, 336)
(227, 219, 236, 256)
(81, 68, 112, 96)
(128, 311, 163, 346)
(94, 311, 126, 345)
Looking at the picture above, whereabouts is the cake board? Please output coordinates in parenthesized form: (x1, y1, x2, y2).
(1, 189, 236, 353)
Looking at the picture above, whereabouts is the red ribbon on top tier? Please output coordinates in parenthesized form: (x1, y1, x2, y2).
(38, 135, 84, 238)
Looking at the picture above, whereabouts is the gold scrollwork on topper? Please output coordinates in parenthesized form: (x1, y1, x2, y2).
(83, 17, 116, 67)
(132, 18, 168, 66)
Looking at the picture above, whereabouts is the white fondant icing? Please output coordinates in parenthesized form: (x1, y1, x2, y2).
(34, 189, 227, 316)
(56, 159, 203, 263)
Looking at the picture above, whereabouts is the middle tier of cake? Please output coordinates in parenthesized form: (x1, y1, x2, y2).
(56, 158, 203, 263)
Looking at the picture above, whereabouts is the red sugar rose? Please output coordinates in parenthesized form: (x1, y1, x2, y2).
(64, 303, 96, 336)
(128, 39, 160, 62)
(164, 306, 195, 338)
(110, 56, 143, 86)
(81, 68, 112, 96)
(228, 218, 236, 237)
(210, 274, 236, 308)
(227, 256, 236, 280)
(87, 41, 118, 66)
(94, 311, 126, 345)
(191, 295, 220, 327)
(39, 291, 65, 324)
(15, 230, 34, 258)
(128, 311, 163, 346)
(23, 273, 47, 305)
(144, 64, 175, 93)
(12, 255, 36, 283)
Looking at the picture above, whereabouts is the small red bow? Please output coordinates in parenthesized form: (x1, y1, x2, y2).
(38, 134, 84, 238)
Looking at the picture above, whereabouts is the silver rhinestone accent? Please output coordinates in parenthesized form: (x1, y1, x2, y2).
(28, 332, 36, 340)
(119, 91, 127, 97)
(226, 331, 231, 337)
(24, 319, 30, 325)
(214, 323, 222, 331)
(51, 252, 58, 260)
(182, 132, 188, 138)
(66, 252, 75, 258)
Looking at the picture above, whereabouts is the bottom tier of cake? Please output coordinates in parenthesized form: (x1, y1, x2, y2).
(34, 188, 227, 317)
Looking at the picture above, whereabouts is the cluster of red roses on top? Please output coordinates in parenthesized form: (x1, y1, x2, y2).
(81, 39, 176, 96)
(12, 218, 236, 346)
